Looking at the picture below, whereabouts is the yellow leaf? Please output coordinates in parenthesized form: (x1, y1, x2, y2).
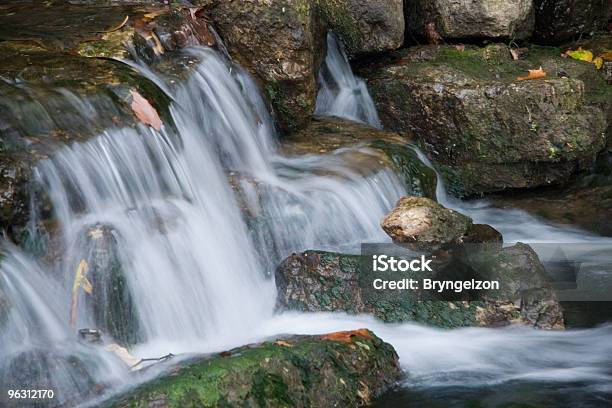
(517, 67, 547, 81)
(593, 57, 604, 70)
(564, 48, 593, 63)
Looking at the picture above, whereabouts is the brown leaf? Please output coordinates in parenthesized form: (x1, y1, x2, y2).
(510, 48, 520, 60)
(517, 67, 547, 81)
(130, 90, 162, 131)
(321, 329, 373, 343)
(273, 340, 293, 347)
(424, 22, 443, 45)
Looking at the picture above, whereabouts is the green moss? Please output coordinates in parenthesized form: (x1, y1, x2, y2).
(265, 82, 297, 132)
(317, 0, 360, 53)
(370, 140, 438, 200)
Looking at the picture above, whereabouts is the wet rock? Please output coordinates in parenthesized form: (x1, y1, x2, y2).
(381, 196, 472, 246)
(491, 184, 612, 236)
(282, 117, 437, 199)
(0, 41, 170, 242)
(209, 0, 325, 132)
(0, 348, 98, 408)
(107, 331, 401, 408)
(363, 44, 608, 196)
(405, 0, 535, 41)
(463, 223, 503, 247)
(276, 244, 564, 329)
(534, 0, 611, 44)
(0, 284, 9, 330)
(318, 0, 404, 56)
(81, 225, 141, 346)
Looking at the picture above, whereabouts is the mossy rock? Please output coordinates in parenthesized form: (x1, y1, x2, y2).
(276, 244, 564, 329)
(282, 117, 437, 199)
(106, 331, 401, 408)
(0, 41, 170, 242)
(362, 43, 609, 196)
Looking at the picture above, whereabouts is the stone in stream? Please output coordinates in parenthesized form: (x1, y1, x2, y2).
(362, 44, 609, 196)
(0, 348, 98, 408)
(381, 196, 473, 247)
(79, 225, 141, 346)
(276, 244, 564, 329)
(405, 0, 535, 41)
(533, 0, 611, 44)
(106, 330, 401, 408)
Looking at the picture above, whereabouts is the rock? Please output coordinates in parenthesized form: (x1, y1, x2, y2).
(107, 331, 401, 408)
(282, 117, 437, 199)
(0, 41, 170, 243)
(381, 196, 472, 246)
(362, 44, 608, 196)
(209, 0, 325, 132)
(463, 223, 503, 246)
(534, 0, 611, 44)
(491, 184, 612, 236)
(0, 284, 9, 330)
(81, 225, 141, 346)
(276, 244, 565, 329)
(405, 0, 535, 41)
(318, 0, 405, 56)
(0, 348, 97, 408)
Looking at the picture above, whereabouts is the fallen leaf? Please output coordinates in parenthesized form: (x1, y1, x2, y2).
(273, 340, 293, 347)
(564, 48, 594, 63)
(510, 48, 520, 60)
(321, 329, 373, 343)
(594, 57, 604, 70)
(70, 259, 92, 326)
(600, 51, 612, 61)
(517, 67, 546, 81)
(130, 90, 162, 131)
(424, 22, 443, 45)
(454, 44, 465, 52)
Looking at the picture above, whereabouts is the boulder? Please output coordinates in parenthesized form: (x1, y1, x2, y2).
(276, 244, 564, 329)
(208, 0, 325, 132)
(318, 0, 405, 56)
(362, 44, 608, 196)
(107, 331, 401, 408)
(405, 0, 534, 41)
(81, 225, 141, 346)
(534, 0, 611, 44)
(381, 196, 472, 246)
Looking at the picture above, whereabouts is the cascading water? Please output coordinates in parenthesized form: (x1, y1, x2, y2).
(0, 35, 610, 408)
(315, 33, 382, 128)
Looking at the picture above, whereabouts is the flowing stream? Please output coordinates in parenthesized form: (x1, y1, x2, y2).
(0, 35, 610, 407)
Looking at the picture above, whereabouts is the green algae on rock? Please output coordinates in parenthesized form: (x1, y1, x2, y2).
(362, 44, 609, 196)
(107, 331, 401, 408)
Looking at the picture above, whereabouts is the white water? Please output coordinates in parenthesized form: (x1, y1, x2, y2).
(0, 40, 610, 406)
(315, 33, 382, 128)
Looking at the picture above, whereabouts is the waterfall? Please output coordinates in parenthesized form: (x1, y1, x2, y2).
(315, 33, 382, 128)
(0, 38, 610, 406)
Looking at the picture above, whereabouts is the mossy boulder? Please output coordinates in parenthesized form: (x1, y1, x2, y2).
(362, 44, 608, 196)
(276, 243, 564, 329)
(208, 0, 325, 133)
(282, 117, 437, 199)
(317, 0, 404, 56)
(107, 330, 401, 408)
(534, 0, 611, 44)
(381, 196, 472, 246)
(0, 41, 170, 242)
(405, 0, 534, 41)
